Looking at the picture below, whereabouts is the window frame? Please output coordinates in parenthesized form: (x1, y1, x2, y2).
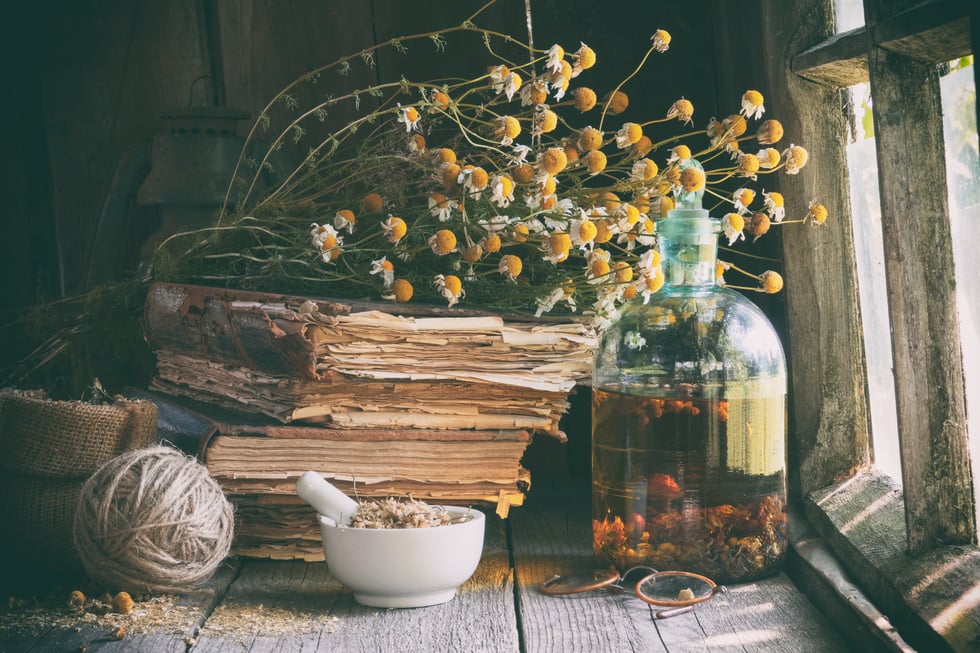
(753, 0, 980, 648)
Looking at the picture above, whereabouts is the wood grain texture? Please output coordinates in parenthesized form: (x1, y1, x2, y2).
(866, 39, 974, 549)
(758, 0, 872, 494)
(510, 484, 850, 652)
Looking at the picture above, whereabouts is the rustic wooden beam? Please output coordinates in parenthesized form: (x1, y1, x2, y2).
(791, 0, 970, 89)
(867, 40, 975, 551)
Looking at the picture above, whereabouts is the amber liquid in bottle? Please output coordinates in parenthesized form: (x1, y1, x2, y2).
(592, 382, 786, 583)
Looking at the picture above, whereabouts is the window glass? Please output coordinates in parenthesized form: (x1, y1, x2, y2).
(834, 0, 865, 33)
(845, 82, 902, 483)
(940, 57, 980, 530)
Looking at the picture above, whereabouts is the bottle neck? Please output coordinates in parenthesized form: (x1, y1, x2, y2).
(657, 212, 719, 289)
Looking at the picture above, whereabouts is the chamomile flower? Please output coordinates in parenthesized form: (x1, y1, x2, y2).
(763, 191, 785, 222)
(749, 212, 771, 242)
(361, 192, 383, 214)
(808, 200, 828, 225)
(533, 106, 559, 136)
(577, 127, 603, 152)
(396, 104, 420, 132)
(733, 188, 755, 214)
(309, 222, 333, 249)
(488, 64, 509, 90)
(543, 232, 572, 263)
(499, 254, 523, 281)
(520, 79, 548, 107)
(537, 147, 568, 176)
(680, 166, 706, 193)
(605, 90, 629, 114)
(383, 215, 407, 243)
(631, 158, 658, 182)
(459, 165, 490, 197)
(391, 278, 414, 303)
(429, 229, 458, 255)
(503, 72, 522, 102)
(721, 212, 746, 245)
(615, 122, 643, 149)
(757, 147, 781, 169)
(666, 98, 694, 125)
(490, 174, 515, 208)
(428, 192, 458, 221)
(637, 268, 666, 302)
(636, 249, 661, 278)
(483, 233, 502, 253)
(651, 29, 671, 52)
(428, 88, 451, 112)
(571, 42, 596, 77)
(546, 44, 565, 74)
(759, 270, 783, 294)
(370, 257, 395, 289)
(334, 209, 356, 234)
(573, 87, 597, 112)
(632, 135, 654, 157)
(586, 248, 612, 281)
(741, 90, 765, 120)
(738, 152, 760, 179)
(511, 144, 532, 165)
(584, 150, 607, 175)
(756, 119, 784, 145)
(783, 144, 809, 174)
(493, 115, 522, 145)
(569, 218, 598, 249)
(613, 261, 634, 284)
(434, 274, 464, 307)
(534, 283, 576, 317)
(667, 144, 691, 164)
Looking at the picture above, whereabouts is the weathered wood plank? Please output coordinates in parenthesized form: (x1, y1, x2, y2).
(758, 0, 872, 494)
(189, 508, 518, 652)
(510, 483, 850, 652)
(792, 28, 871, 88)
(865, 0, 975, 549)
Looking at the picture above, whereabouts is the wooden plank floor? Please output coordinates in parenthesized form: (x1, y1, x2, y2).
(1, 482, 852, 652)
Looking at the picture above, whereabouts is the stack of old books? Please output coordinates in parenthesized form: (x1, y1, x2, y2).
(141, 282, 596, 560)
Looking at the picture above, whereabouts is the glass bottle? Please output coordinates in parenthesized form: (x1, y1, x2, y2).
(591, 176, 787, 584)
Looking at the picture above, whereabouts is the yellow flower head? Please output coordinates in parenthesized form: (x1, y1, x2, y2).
(738, 152, 760, 179)
(613, 260, 634, 284)
(384, 215, 407, 243)
(524, 79, 548, 106)
(483, 232, 502, 253)
(757, 147, 781, 169)
(808, 200, 828, 225)
(615, 122, 644, 149)
(544, 232, 572, 263)
(361, 192, 383, 214)
(499, 254, 523, 281)
(759, 270, 783, 294)
(723, 113, 748, 138)
(764, 191, 785, 222)
(429, 89, 451, 111)
(434, 274, 464, 307)
(756, 119, 784, 145)
(397, 104, 421, 132)
(577, 127, 603, 152)
(642, 268, 666, 295)
(605, 90, 629, 115)
(584, 150, 608, 175)
(667, 98, 694, 125)
(511, 223, 530, 243)
(491, 174, 515, 208)
(537, 147, 568, 175)
(574, 87, 597, 112)
(631, 158, 658, 182)
(494, 115, 522, 145)
(503, 72, 522, 101)
(680, 166, 706, 193)
(668, 144, 692, 163)
(656, 195, 675, 218)
(334, 208, 356, 234)
(534, 107, 559, 135)
(632, 135, 654, 158)
(593, 219, 615, 244)
(651, 29, 671, 52)
(572, 42, 597, 75)
(441, 161, 462, 189)
(741, 90, 765, 120)
(546, 44, 566, 74)
(433, 148, 457, 165)
(429, 228, 458, 255)
(722, 212, 746, 245)
(570, 219, 598, 246)
(563, 143, 580, 163)
(783, 144, 809, 174)
(409, 133, 426, 153)
(588, 248, 612, 279)
(733, 188, 755, 214)
(392, 278, 414, 303)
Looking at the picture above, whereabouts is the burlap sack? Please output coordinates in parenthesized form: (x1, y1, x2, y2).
(0, 473, 82, 572)
(0, 389, 157, 479)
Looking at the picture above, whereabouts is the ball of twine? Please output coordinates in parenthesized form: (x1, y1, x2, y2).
(73, 445, 234, 593)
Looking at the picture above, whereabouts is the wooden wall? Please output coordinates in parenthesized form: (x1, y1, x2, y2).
(1, 0, 742, 379)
